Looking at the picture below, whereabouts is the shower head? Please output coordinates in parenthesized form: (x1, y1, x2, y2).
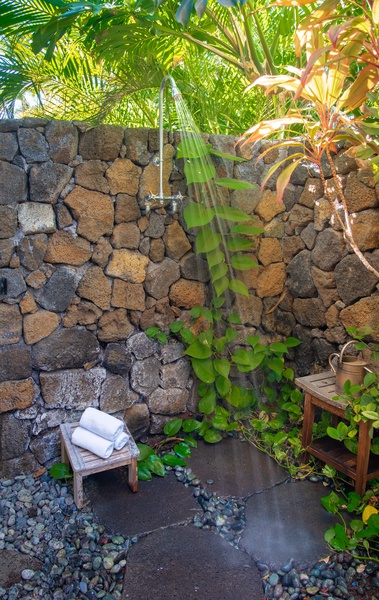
(170, 79, 182, 99)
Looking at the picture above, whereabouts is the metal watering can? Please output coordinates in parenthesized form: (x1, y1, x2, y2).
(329, 340, 369, 394)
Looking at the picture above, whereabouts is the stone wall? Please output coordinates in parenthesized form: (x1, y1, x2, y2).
(0, 118, 378, 478)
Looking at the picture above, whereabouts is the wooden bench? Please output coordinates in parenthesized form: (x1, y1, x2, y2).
(296, 371, 379, 496)
(60, 422, 139, 508)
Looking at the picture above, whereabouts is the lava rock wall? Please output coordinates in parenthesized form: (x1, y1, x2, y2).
(0, 118, 378, 477)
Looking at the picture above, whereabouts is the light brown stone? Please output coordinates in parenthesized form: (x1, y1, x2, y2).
(263, 219, 284, 238)
(299, 178, 324, 208)
(106, 158, 142, 196)
(238, 254, 260, 290)
(258, 238, 282, 266)
(44, 230, 91, 266)
(23, 310, 60, 345)
(350, 209, 379, 251)
(0, 304, 22, 345)
(77, 266, 111, 310)
(139, 145, 174, 199)
(282, 236, 305, 263)
(62, 301, 102, 327)
(285, 204, 314, 235)
(163, 220, 191, 260)
(55, 204, 73, 229)
(115, 194, 141, 223)
(256, 263, 286, 298)
(345, 171, 378, 212)
(0, 205, 17, 239)
(340, 297, 379, 340)
(149, 238, 165, 262)
(98, 309, 134, 342)
(111, 279, 146, 311)
(111, 222, 140, 249)
(325, 304, 340, 328)
(0, 378, 35, 413)
(169, 279, 207, 309)
(106, 249, 149, 283)
(314, 198, 332, 231)
(79, 124, 124, 161)
(232, 295, 263, 326)
(255, 189, 286, 222)
(75, 160, 109, 193)
(230, 187, 262, 214)
(25, 270, 46, 289)
(20, 291, 38, 314)
(146, 388, 189, 415)
(64, 186, 114, 242)
(324, 175, 345, 203)
(92, 237, 113, 268)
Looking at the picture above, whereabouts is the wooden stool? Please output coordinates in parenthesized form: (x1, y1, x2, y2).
(297, 371, 379, 496)
(60, 422, 139, 508)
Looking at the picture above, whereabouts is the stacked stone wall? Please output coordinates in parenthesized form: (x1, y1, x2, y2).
(0, 118, 378, 478)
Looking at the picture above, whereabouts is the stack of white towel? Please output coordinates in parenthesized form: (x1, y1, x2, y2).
(71, 407, 130, 459)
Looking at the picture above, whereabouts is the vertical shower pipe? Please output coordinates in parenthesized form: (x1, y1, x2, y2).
(159, 75, 182, 202)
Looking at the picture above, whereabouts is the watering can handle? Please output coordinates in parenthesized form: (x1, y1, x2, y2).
(329, 353, 339, 374)
(340, 339, 358, 363)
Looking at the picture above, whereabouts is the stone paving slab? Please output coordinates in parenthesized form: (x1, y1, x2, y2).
(186, 437, 288, 497)
(122, 524, 264, 600)
(0, 550, 42, 589)
(240, 479, 337, 570)
(84, 468, 198, 537)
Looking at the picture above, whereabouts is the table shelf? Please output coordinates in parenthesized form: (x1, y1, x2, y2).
(308, 437, 379, 483)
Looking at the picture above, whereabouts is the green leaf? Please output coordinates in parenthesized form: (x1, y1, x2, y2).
(183, 434, 198, 448)
(211, 415, 230, 430)
(49, 463, 72, 479)
(230, 254, 257, 270)
(163, 418, 183, 436)
(214, 178, 256, 191)
(184, 158, 216, 185)
(196, 226, 222, 254)
(227, 312, 242, 324)
(180, 328, 195, 344)
(146, 327, 160, 339)
(230, 225, 264, 235)
(157, 332, 167, 344)
(267, 357, 284, 375)
(190, 306, 202, 318)
(213, 206, 251, 221)
(183, 202, 215, 228)
(177, 138, 210, 159)
(226, 237, 254, 251)
(216, 375, 231, 397)
(327, 426, 341, 441)
(185, 340, 213, 359)
(214, 276, 229, 297)
(210, 262, 228, 282)
(198, 387, 217, 414)
(182, 418, 201, 432)
(145, 455, 166, 477)
(227, 385, 253, 408)
(209, 148, 245, 162)
(214, 357, 231, 378)
(191, 358, 215, 383)
(169, 321, 184, 333)
(197, 420, 210, 437)
(229, 279, 249, 297)
(364, 371, 378, 387)
(211, 296, 225, 308)
(162, 454, 187, 467)
(203, 429, 222, 443)
(285, 337, 302, 348)
(137, 443, 155, 461)
(270, 342, 289, 354)
(174, 442, 192, 458)
(138, 463, 152, 480)
(207, 250, 225, 269)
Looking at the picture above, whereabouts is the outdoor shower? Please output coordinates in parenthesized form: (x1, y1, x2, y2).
(143, 75, 184, 214)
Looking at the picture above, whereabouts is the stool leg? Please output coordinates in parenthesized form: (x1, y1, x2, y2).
(61, 439, 69, 466)
(301, 393, 315, 464)
(355, 421, 371, 496)
(128, 458, 138, 493)
(74, 473, 84, 509)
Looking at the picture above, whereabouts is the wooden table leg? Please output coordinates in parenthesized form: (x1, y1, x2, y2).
(128, 457, 138, 492)
(301, 393, 315, 464)
(355, 420, 371, 496)
(74, 472, 84, 509)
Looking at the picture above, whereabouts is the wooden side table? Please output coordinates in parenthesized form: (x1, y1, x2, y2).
(60, 422, 139, 508)
(296, 371, 379, 495)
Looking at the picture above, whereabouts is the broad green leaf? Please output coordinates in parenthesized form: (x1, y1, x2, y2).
(214, 205, 251, 221)
(173, 442, 192, 458)
(184, 159, 216, 185)
(157, 332, 167, 344)
(214, 357, 231, 378)
(209, 148, 245, 162)
(226, 237, 254, 251)
(49, 463, 72, 479)
(163, 418, 183, 436)
(227, 312, 242, 324)
(203, 429, 222, 443)
(214, 178, 256, 191)
(231, 225, 264, 235)
(183, 202, 215, 228)
(212, 297, 225, 308)
(227, 385, 253, 408)
(177, 138, 209, 159)
(229, 279, 249, 297)
(137, 444, 155, 461)
(183, 434, 198, 448)
(230, 255, 257, 270)
(197, 421, 210, 437)
(364, 371, 378, 387)
(182, 418, 201, 432)
(145, 455, 166, 477)
(180, 328, 195, 344)
(198, 387, 217, 414)
(190, 306, 202, 318)
(216, 375, 231, 397)
(327, 426, 341, 441)
(162, 454, 187, 467)
(138, 463, 152, 480)
(210, 262, 228, 282)
(169, 321, 184, 333)
(267, 357, 284, 375)
(207, 250, 225, 268)
(146, 327, 160, 338)
(362, 410, 379, 421)
(225, 327, 238, 343)
(273, 432, 287, 447)
(270, 342, 289, 354)
(185, 339, 213, 359)
(211, 415, 230, 430)
(214, 276, 229, 297)
(196, 226, 222, 254)
(285, 337, 302, 347)
(191, 358, 215, 383)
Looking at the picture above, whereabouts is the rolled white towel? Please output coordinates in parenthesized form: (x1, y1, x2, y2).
(71, 427, 114, 459)
(80, 407, 124, 442)
(114, 431, 130, 451)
